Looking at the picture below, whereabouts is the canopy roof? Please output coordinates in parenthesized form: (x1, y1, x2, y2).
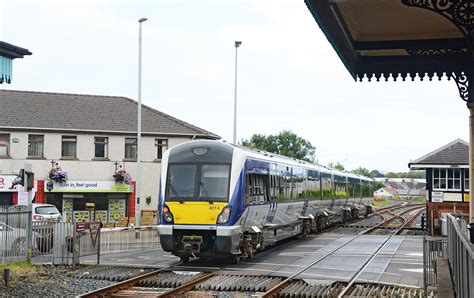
(305, 0, 473, 85)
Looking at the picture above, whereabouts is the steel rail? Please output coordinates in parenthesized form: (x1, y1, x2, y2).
(77, 265, 181, 298)
(261, 206, 425, 297)
(337, 208, 425, 298)
(158, 270, 221, 297)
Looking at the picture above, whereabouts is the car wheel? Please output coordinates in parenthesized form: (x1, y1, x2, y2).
(12, 237, 26, 255)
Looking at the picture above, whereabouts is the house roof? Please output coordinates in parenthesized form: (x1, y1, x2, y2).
(0, 89, 220, 138)
(409, 139, 468, 169)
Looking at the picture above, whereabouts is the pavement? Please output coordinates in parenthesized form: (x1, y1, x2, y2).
(72, 232, 425, 288)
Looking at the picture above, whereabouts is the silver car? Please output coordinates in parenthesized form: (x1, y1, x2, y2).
(0, 222, 28, 254)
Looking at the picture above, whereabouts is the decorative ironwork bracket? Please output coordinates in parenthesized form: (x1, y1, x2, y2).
(452, 72, 470, 102)
(402, 0, 474, 54)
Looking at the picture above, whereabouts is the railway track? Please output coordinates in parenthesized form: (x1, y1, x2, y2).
(261, 206, 426, 297)
(78, 204, 427, 297)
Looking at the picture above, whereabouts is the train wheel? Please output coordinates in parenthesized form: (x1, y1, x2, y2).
(246, 246, 254, 259)
(232, 254, 240, 264)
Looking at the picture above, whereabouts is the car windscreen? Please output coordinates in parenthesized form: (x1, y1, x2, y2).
(167, 163, 230, 202)
(35, 206, 60, 215)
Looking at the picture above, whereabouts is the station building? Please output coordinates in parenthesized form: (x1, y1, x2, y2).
(409, 139, 469, 235)
(0, 89, 219, 224)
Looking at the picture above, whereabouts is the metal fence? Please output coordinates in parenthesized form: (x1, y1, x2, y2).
(0, 205, 30, 264)
(99, 227, 160, 254)
(447, 214, 474, 298)
(423, 235, 447, 294)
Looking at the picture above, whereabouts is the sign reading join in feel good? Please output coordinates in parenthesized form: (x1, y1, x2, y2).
(44, 181, 131, 193)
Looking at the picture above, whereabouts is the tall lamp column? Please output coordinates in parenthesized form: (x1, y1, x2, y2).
(233, 41, 242, 144)
(136, 17, 148, 227)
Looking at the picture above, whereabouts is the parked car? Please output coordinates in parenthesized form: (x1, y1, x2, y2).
(32, 203, 62, 222)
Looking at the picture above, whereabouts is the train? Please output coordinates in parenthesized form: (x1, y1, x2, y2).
(157, 140, 373, 263)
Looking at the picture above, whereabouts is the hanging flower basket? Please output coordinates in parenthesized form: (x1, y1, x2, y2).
(113, 169, 132, 185)
(48, 167, 68, 185)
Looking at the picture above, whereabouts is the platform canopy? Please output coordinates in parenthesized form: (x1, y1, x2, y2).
(305, 0, 473, 101)
(0, 41, 32, 84)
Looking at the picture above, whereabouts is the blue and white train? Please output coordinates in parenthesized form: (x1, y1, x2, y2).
(158, 140, 373, 262)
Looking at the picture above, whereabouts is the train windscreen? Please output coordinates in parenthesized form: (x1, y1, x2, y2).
(167, 163, 230, 202)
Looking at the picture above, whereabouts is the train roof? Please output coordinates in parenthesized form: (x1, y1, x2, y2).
(169, 140, 372, 182)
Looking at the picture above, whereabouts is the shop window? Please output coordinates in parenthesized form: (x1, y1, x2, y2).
(155, 138, 168, 160)
(94, 137, 108, 159)
(125, 138, 137, 159)
(28, 134, 44, 158)
(0, 134, 10, 157)
(61, 136, 77, 158)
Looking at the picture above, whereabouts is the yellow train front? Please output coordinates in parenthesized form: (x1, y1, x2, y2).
(157, 140, 245, 263)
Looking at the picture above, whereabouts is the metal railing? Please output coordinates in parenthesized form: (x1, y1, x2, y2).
(447, 214, 474, 298)
(0, 205, 30, 264)
(99, 227, 160, 254)
(423, 236, 447, 294)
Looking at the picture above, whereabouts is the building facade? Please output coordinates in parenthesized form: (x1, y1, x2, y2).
(0, 90, 219, 224)
(409, 139, 469, 235)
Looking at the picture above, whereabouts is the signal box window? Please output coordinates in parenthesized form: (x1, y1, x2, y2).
(155, 139, 168, 160)
(28, 135, 44, 158)
(125, 138, 137, 159)
(0, 134, 10, 157)
(94, 137, 108, 159)
(62, 136, 77, 158)
(465, 170, 470, 191)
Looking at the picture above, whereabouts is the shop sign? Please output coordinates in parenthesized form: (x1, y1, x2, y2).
(0, 175, 17, 192)
(432, 191, 444, 203)
(44, 181, 131, 193)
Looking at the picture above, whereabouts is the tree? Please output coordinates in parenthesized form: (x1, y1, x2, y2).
(329, 162, 345, 171)
(370, 169, 384, 178)
(352, 167, 371, 177)
(241, 130, 316, 162)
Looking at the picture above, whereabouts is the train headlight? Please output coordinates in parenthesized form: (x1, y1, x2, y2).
(217, 206, 231, 224)
(162, 205, 174, 223)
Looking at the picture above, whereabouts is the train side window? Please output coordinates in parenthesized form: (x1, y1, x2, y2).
(245, 173, 269, 204)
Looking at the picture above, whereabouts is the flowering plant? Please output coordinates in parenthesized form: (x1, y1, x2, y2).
(113, 169, 132, 185)
(48, 167, 68, 185)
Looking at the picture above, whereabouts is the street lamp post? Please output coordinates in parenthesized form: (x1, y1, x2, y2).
(136, 17, 147, 227)
(233, 41, 242, 144)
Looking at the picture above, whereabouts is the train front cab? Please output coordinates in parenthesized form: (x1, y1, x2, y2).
(157, 141, 243, 262)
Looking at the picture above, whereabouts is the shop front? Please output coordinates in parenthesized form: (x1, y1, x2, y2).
(41, 180, 135, 223)
(0, 175, 19, 205)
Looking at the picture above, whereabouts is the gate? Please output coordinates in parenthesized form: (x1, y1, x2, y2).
(423, 235, 447, 294)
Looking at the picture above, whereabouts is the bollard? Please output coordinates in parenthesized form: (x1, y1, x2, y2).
(468, 223, 474, 244)
(3, 268, 11, 289)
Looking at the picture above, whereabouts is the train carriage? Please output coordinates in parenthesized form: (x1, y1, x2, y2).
(158, 140, 373, 263)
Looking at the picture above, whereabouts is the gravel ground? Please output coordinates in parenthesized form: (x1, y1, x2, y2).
(0, 265, 115, 297)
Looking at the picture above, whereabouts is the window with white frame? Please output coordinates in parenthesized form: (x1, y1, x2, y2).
(0, 134, 9, 157)
(94, 137, 108, 158)
(433, 168, 461, 191)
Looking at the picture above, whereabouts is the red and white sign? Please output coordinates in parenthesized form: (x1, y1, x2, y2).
(0, 175, 17, 192)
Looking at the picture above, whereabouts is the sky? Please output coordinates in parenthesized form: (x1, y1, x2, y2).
(0, 0, 469, 173)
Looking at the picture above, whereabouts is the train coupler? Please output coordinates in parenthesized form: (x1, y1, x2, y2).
(181, 235, 203, 253)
